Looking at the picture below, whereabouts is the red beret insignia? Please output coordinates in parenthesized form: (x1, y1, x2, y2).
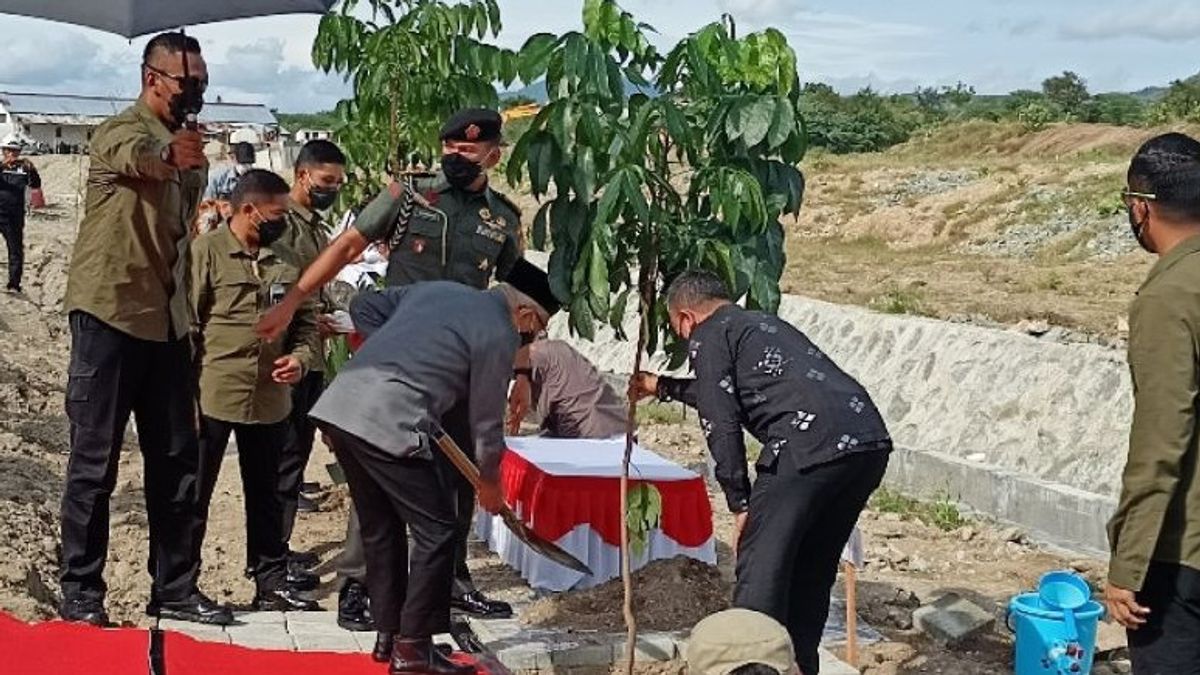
(465, 124, 481, 141)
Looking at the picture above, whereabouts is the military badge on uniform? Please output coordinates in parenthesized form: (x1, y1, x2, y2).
(412, 238, 426, 254)
(465, 124, 482, 141)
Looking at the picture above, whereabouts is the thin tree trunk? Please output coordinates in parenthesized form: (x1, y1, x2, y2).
(622, 221, 659, 674)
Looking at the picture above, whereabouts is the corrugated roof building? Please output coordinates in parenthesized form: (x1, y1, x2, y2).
(0, 91, 279, 152)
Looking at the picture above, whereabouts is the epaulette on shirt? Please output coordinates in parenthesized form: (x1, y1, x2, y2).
(489, 189, 522, 219)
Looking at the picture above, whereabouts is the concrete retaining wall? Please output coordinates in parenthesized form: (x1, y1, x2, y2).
(532, 253, 1132, 552)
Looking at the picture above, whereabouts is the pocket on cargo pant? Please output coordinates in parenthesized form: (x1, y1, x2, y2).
(65, 365, 98, 404)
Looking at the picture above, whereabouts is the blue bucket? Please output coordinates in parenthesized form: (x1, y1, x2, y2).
(1008, 592, 1105, 675)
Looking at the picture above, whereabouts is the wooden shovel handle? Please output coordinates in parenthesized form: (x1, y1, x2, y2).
(426, 423, 483, 487)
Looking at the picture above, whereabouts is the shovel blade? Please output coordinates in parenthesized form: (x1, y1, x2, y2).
(499, 509, 592, 576)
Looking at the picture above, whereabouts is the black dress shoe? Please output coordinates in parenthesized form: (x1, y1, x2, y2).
(59, 596, 109, 627)
(252, 587, 322, 612)
(146, 591, 233, 626)
(390, 637, 473, 675)
(286, 567, 319, 592)
(297, 494, 319, 513)
(337, 579, 373, 632)
(450, 590, 512, 618)
(373, 632, 394, 662)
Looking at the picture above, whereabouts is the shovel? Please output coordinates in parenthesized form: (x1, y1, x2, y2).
(424, 421, 593, 576)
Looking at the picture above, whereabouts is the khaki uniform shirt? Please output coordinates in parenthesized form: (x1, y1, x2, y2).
(66, 101, 206, 342)
(1108, 234, 1200, 590)
(279, 198, 331, 372)
(190, 225, 319, 425)
(354, 173, 522, 290)
(529, 339, 627, 439)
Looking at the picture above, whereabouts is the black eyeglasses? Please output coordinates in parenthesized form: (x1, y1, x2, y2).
(143, 63, 208, 93)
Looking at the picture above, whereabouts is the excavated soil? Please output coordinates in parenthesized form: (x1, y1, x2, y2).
(522, 556, 730, 633)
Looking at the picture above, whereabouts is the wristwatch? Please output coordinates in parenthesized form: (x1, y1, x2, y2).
(513, 368, 533, 379)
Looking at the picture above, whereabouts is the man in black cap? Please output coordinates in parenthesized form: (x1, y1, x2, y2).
(257, 108, 525, 627)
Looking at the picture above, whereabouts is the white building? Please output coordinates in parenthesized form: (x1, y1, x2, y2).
(0, 91, 279, 153)
(292, 128, 333, 142)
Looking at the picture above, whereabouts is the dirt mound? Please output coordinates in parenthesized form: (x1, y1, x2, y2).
(522, 556, 730, 633)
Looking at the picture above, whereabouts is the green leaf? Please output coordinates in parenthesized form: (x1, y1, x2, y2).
(528, 131, 560, 197)
(574, 146, 597, 201)
(569, 294, 597, 340)
(518, 33, 558, 84)
(767, 96, 795, 150)
(622, 169, 651, 226)
(609, 288, 631, 338)
(587, 239, 610, 316)
(532, 202, 552, 250)
(739, 96, 775, 147)
(596, 173, 625, 225)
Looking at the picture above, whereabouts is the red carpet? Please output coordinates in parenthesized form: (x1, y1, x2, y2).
(0, 612, 492, 675)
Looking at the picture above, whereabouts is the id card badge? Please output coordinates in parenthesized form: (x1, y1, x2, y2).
(268, 282, 287, 307)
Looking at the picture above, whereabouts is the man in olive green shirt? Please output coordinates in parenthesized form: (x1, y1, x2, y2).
(1108, 132, 1200, 674)
(256, 109, 524, 629)
(276, 140, 347, 561)
(59, 32, 231, 627)
(189, 170, 321, 612)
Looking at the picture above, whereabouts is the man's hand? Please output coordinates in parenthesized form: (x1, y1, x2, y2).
(316, 314, 339, 339)
(629, 372, 659, 401)
(477, 479, 506, 515)
(165, 129, 207, 170)
(256, 295, 301, 341)
(272, 355, 303, 384)
(507, 374, 532, 435)
(1105, 582, 1151, 629)
(733, 511, 749, 556)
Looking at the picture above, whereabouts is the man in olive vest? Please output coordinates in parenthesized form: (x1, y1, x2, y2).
(256, 108, 523, 631)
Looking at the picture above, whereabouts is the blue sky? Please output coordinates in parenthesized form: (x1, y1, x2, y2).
(0, 0, 1196, 112)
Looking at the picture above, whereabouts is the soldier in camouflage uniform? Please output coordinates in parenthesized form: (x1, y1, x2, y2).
(255, 109, 523, 637)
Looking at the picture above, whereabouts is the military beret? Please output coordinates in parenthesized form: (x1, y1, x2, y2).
(440, 108, 503, 143)
(504, 258, 561, 317)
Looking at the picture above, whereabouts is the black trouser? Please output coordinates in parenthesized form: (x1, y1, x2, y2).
(60, 311, 199, 603)
(1129, 561, 1200, 675)
(336, 403, 477, 596)
(322, 423, 457, 638)
(279, 370, 324, 545)
(192, 416, 289, 590)
(734, 449, 890, 675)
(0, 211, 24, 289)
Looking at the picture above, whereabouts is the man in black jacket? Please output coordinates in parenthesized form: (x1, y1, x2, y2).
(632, 270, 891, 675)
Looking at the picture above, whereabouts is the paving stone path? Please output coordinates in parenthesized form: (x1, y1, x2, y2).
(160, 610, 860, 673)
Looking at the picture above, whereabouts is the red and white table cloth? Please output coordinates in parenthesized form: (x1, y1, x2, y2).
(476, 437, 717, 591)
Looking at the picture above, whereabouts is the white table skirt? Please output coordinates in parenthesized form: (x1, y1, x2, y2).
(476, 513, 717, 592)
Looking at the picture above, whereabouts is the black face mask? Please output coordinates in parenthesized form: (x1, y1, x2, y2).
(258, 217, 287, 247)
(167, 78, 205, 129)
(1128, 206, 1153, 253)
(441, 152, 483, 190)
(309, 185, 339, 211)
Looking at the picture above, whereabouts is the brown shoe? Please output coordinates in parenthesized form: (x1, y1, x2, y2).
(389, 637, 473, 675)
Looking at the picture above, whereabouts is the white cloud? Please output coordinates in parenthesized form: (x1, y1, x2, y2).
(1061, 4, 1200, 42)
